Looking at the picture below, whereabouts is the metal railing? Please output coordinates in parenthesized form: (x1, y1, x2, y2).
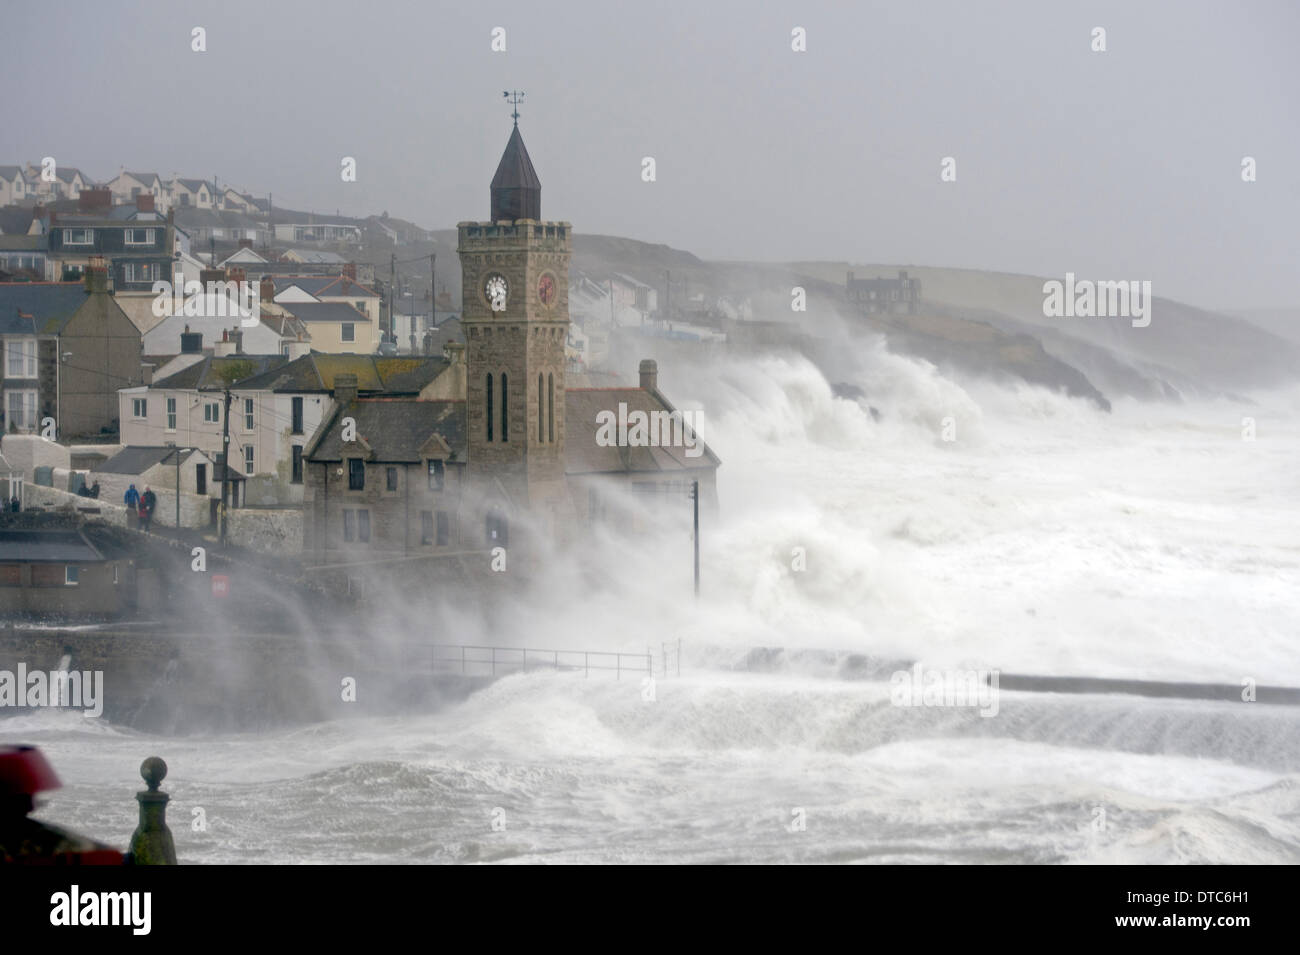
(429, 641, 682, 680)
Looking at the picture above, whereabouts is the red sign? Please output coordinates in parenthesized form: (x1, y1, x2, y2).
(211, 574, 230, 598)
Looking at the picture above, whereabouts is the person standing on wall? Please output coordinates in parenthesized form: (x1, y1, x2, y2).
(140, 486, 157, 532)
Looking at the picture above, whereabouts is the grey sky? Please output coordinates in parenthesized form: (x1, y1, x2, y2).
(2, 0, 1295, 309)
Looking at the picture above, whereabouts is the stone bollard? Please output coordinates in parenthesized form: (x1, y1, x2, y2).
(128, 756, 177, 865)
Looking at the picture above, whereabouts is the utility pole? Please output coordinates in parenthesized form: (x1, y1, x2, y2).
(219, 388, 232, 546)
(665, 270, 671, 326)
(692, 480, 700, 597)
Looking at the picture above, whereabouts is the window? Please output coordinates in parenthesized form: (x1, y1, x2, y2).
(132, 397, 148, 418)
(500, 372, 508, 442)
(243, 397, 254, 430)
(357, 509, 370, 543)
(427, 459, 444, 491)
(5, 338, 37, 378)
(291, 396, 304, 435)
(203, 402, 220, 423)
(166, 397, 176, 431)
(291, 446, 303, 484)
(436, 511, 449, 547)
(347, 458, 364, 490)
(548, 373, 554, 443)
(6, 390, 36, 431)
(421, 510, 433, 545)
(124, 228, 155, 246)
(386, 467, 398, 492)
(244, 444, 254, 475)
(341, 323, 355, 343)
(124, 262, 156, 283)
(63, 228, 93, 245)
(65, 566, 79, 586)
(538, 374, 544, 442)
(485, 373, 493, 441)
(195, 463, 207, 495)
(343, 509, 355, 542)
(485, 511, 508, 546)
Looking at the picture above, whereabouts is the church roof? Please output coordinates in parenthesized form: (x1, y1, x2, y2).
(490, 126, 541, 221)
(307, 398, 467, 463)
(564, 388, 721, 474)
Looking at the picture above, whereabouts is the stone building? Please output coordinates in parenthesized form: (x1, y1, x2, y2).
(302, 120, 718, 566)
(847, 269, 922, 315)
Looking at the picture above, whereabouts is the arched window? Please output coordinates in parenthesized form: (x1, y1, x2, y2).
(500, 372, 508, 442)
(538, 373, 544, 443)
(547, 372, 554, 443)
(485, 373, 493, 442)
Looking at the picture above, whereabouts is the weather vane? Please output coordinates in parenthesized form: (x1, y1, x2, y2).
(503, 90, 525, 127)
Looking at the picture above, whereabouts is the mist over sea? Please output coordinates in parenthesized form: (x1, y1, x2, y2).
(20, 349, 1300, 863)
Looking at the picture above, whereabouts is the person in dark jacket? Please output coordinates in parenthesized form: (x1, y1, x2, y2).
(124, 484, 140, 509)
(139, 487, 157, 532)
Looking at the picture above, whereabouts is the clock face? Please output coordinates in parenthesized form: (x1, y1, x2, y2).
(537, 272, 557, 307)
(484, 274, 509, 312)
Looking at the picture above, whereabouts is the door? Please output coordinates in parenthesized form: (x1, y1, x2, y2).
(195, 464, 207, 496)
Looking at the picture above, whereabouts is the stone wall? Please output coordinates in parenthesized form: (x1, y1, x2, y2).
(226, 507, 304, 553)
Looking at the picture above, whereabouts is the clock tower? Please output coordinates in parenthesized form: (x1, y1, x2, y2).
(458, 116, 572, 520)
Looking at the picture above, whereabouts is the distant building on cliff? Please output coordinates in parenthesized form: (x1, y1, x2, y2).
(847, 269, 922, 315)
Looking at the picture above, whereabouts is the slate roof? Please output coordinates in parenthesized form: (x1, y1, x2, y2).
(0, 529, 103, 563)
(0, 283, 87, 334)
(273, 275, 377, 298)
(97, 445, 198, 476)
(0, 207, 37, 236)
(564, 388, 720, 474)
(152, 354, 288, 390)
(0, 165, 23, 181)
(491, 125, 541, 221)
(234, 353, 449, 394)
(308, 399, 467, 463)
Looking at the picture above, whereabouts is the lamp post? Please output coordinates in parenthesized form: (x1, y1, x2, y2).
(166, 446, 192, 528)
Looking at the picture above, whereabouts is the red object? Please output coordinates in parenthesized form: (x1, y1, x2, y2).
(0, 745, 62, 796)
(212, 574, 230, 598)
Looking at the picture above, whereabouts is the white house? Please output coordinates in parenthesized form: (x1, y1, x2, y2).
(108, 171, 165, 209)
(0, 166, 27, 206)
(167, 178, 216, 210)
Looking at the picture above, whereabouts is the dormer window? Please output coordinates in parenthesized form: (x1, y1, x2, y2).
(63, 228, 93, 245)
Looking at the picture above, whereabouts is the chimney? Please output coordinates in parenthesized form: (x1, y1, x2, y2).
(84, 255, 109, 294)
(334, 373, 359, 406)
(180, 331, 203, 354)
(200, 268, 224, 291)
(443, 341, 465, 365)
(260, 275, 275, 302)
(342, 263, 357, 281)
(233, 329, 244, 354)
(227, 266, 246, 288)
(639, 358, 658, 392)
(286, 340, 311, 360)
(238, 237, 253, 250)
(339, 275, 351, 294)
(136, 193, 155, 213)
(78, 188, 112, 214)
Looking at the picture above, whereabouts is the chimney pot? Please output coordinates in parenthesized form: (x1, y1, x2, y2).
(639, 358, 658, 391)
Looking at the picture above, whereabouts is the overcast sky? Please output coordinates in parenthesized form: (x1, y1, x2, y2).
(2, 0, 1295, 309)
